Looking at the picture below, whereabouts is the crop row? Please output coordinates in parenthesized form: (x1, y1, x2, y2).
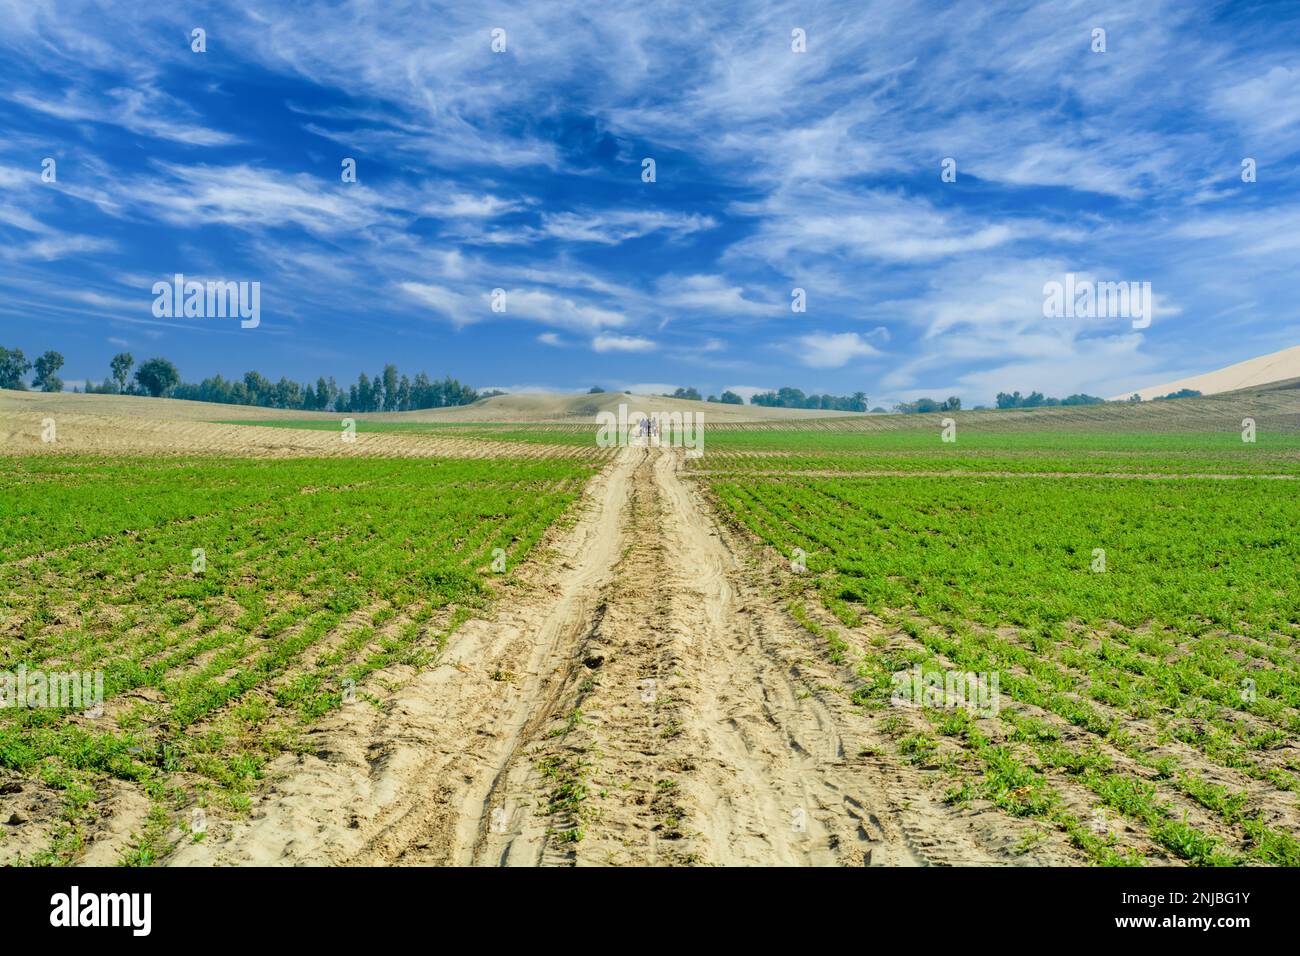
(712, 473, 1300, 865)
(0, 454, 595, 863)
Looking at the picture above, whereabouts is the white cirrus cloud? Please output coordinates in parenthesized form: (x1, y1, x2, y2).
(400, 283, 625, 333)
(399, 281, 473, 325)
(125, 163, 395, 234)
(1210, 65, 1300, 140)
(731, 186, 1052, 267)
(10, 86, 241, 147)
(656, 273, 770, 314)
(593, 333, 655, 353)
(793, 331, 883, 368)
(422, 191, 523, 219)
(540, 210, 715, 244)
(506, 289, 625, 332)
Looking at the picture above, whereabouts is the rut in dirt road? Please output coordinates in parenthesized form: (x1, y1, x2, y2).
(471, 446, 937, 866)
(171, 445, 1026, 867)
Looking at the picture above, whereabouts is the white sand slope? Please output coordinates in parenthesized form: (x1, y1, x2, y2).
(1111, 344, 1300, 401)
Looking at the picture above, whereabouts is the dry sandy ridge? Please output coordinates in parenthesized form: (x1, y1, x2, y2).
(0, 396, 590, 461)
(1111, 344, 1300, 401)
(0, 410, 598, 460)
(5, 383, 1300, 450)
(0, 388, 859, 457)
(32, 391, 1216, 465)
(369, 391, 863, 423)
(0, 388, 863, 425)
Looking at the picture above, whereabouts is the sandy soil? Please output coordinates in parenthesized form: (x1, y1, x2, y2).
(0, 410, 602, 460)
(0, 389, 343, 422)
(167, 446, 1077, 867)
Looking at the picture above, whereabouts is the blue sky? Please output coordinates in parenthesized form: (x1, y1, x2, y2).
(1, 0, 1298, 406)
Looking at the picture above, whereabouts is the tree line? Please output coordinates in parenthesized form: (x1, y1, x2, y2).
(747, 387, 869, 411)
(995, 391, 1105, 409)
(5, 345, 1201, 414)
(894, 396, 962, 414)
(591, 384, 745, 405)
(664, 386, 746, 405)
(0, 347, 488, 412)
(588, 384, 868, 410)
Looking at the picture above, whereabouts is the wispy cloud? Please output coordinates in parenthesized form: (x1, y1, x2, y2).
(792, 331, 883, 368)
(593, 333, 655, 353)
(11, 86, 241, 147)
(539, 210, 716, 244)
(0, 0, 1294, 400)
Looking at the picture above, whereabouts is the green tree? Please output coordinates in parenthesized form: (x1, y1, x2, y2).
(719, 390, 744, 405)
(355, 372, 374, 412)
(242, 370, 272, 406)
(273, 377, 302, 409)
(135, 358, 180, 397)
(382, 364, 400, 412)
(32, 351, 65, 392)
(0, 347, 32, 390)
(110, 352, 134, 394)
(314, 376, 334, 410)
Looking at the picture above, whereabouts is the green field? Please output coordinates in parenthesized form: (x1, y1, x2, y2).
(7, 389, 1300, 867)
(219, 417, 1300, 473)
(0, 455, 594, 864)
(709, 465, 1300, 865)
(693, 430, 1300, 475)
(215, 418, 597, 446)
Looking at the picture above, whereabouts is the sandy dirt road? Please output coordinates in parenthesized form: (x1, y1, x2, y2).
(171, 446, 1060, 867)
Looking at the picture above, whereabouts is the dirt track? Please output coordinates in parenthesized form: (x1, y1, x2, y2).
(169, 446, 1076, 867)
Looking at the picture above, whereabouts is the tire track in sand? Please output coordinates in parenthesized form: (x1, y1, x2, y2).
(170, 446, 1015, 867)
(167, 447, 636, 866)
(469, 447, 971, 866)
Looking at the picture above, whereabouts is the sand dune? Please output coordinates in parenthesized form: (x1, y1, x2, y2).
(1111, 345, 1300, 401)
